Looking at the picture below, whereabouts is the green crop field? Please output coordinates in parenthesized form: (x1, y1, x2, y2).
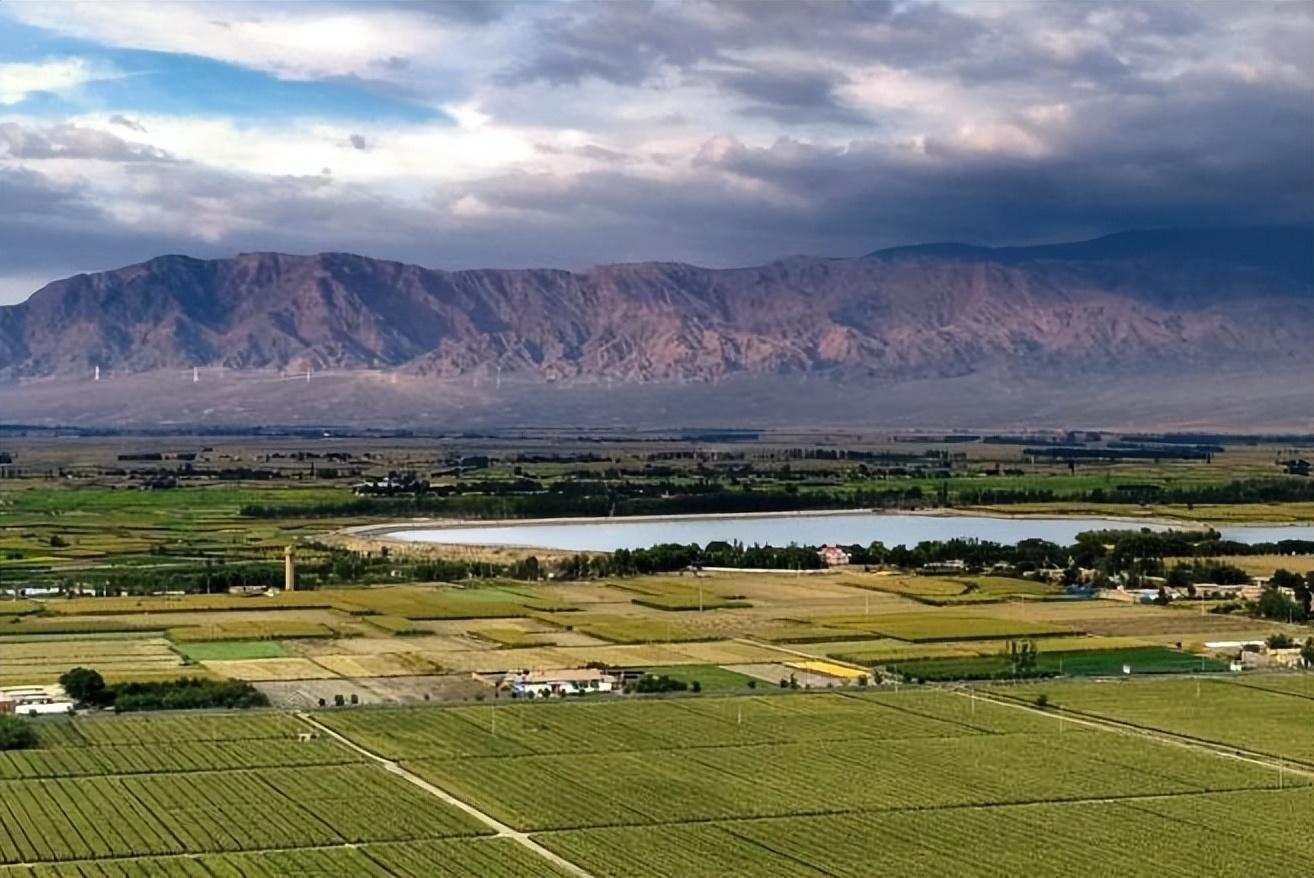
(308, 685, 1306, 876)
(538, 789, 1314, 877)
(885, 646, 1226, 680)
(171, 640, 290, 661)
(0, 677, 1307, 875)
(1008, 676, 1314, 764)
(0, 711, 491, 871)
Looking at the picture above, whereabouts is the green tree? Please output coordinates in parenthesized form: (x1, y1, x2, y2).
(1300, 638, 1314, 669)
(59, 667, 106, 706)
(1255, 586, 1301, 623)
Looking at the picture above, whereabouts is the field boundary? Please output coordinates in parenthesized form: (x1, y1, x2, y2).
(293, 711, 596, 878)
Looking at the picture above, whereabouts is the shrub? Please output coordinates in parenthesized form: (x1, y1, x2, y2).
(0, 716, 38, 751)
(1034, 693, 1050, 709)
(633, 674, 689, 694)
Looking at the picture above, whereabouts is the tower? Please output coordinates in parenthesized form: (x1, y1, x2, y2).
(283, 545, 296, 592)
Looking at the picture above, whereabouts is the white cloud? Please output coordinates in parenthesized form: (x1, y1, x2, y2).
(8, 1, 474, 82)
(0, 58, 100, 104)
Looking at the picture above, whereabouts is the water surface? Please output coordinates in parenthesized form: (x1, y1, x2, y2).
(384, 512, 1310, 552)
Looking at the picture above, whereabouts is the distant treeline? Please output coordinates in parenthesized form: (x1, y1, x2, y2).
(239, 476, 1314, 522)
(239, 486, 928, 520)
(59, 668, 267, 712)
(554, 542, 825, 579)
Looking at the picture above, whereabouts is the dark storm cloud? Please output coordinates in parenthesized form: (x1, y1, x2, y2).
(689, 75, 1314, 246)
(502, 0, 976, 90)
(502, 1, 722, 86)
(1, 0, 1311, 303)
(704, 67, 867, 125)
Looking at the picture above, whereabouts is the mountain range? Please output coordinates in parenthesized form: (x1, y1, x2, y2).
(0, 226, 1309, 429)
(2, 226, 1310, 384)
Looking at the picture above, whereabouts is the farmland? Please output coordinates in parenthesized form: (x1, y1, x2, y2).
(0, 431, 1310, 873)
(309, 683, 1309, 875)
(0, 674, 1309, 873)
(882, 646, 1228, 681)
(1005, 677, 1314, 764)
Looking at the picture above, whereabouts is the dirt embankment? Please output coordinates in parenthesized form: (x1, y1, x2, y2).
(324, 531, 587, 564)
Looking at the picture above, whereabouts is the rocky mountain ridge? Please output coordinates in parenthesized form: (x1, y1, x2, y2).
(1, 226, 1309, 383)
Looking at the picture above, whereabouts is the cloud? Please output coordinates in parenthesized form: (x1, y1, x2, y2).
(704, 67, 867, 125)
(0, 58, 100, 104)
(6, 1, 478, 82)
(0, 122, 174, 162)
(109, 114, 148, 133)
(0, 0, 1310, 306)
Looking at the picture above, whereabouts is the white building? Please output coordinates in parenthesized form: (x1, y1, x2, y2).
(507, 669, 617, 698)
(0, 685, 75, 716)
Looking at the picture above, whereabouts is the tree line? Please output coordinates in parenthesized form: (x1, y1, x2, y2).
(58, 668, 267, 712)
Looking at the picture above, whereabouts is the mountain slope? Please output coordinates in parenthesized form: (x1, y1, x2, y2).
(0, 226, 1309, 383)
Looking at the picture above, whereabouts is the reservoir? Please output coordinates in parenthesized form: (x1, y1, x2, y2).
(380, 512, 1312, 553)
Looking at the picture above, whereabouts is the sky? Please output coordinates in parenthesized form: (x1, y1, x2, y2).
(0, 0, 1311, 304)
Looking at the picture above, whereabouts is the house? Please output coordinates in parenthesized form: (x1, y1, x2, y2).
(0, 685, 75, 716)
(1240, 648, 1305, 670)
(817, 544, 852, 567)
(919, 559, 966, 574)
(1192, 583, 1247, 600)
(506, 669, 617, 699)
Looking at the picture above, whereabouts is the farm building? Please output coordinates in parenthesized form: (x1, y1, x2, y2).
(1193, 586, 1250, 599)
(506, 669, 617, 698)
(0, 684, 75, 716)
(919, 560, 967, 574)
(817, 545, 852, 567)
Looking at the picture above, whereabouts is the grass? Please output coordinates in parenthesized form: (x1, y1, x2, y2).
(172, 640, 290, 661)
